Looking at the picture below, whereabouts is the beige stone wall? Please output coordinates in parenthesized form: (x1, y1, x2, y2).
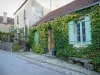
(0, 23, 13, 33)
(0, 23, 9, 33)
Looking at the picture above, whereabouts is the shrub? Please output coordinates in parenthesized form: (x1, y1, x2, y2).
(12, 42, 21, 52)
(32, 45, 44, 54)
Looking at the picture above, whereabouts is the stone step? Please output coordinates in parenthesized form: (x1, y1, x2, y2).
(43, 54, 56, 59)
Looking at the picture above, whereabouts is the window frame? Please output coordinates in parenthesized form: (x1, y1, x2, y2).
(75, 19, 86, 44)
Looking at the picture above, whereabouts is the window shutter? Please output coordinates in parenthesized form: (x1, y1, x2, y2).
(34, 32, 38, 44)
(68, 21, 75, 44)
(85, 16, 92, 44)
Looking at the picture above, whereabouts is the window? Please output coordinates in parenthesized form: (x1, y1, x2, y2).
(24, 10, 26, 19)
(76, 20, 86, 43)
(17, 16, 19, 24)
(68, 16, 91, 45)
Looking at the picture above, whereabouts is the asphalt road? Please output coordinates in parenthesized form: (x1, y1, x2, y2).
(0, 50, 66, 75)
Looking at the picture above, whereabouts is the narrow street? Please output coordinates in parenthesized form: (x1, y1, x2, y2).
(0, 50, 66, 75)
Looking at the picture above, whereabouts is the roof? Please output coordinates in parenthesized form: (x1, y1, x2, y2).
(14, 0, 28, 15)
(34, 0, 99, 26)
(0, 16, 14, 25)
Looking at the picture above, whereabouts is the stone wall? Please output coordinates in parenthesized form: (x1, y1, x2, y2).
(0, 43, 12, 52)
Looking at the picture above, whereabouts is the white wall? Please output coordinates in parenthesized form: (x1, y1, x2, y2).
(14, 0, 75, 34)
(14, 0, 49, 29)
(14, 0, 31, 29)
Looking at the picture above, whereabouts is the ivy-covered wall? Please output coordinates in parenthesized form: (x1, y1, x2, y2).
(29, 5, 100, 71)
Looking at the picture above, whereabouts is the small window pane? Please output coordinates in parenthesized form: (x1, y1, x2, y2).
(82, 28, 85, 34)
(82, 21, 85, 28)
(77, 31, 80, 35)
(77, 23, 80, 28)
(83, 34, 86, 42)
(76, 22, 81, 42)
(82, 21, 86, 42)
(77, 27, 80, 31)
(77, 35, 81, 42)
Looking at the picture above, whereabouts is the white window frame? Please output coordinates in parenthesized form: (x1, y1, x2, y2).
(75, 19, 86, 45)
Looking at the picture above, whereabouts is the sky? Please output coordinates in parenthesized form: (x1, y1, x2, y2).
(0, 0, 74, 18)
(36, 0, 75, 10)
(0, 0, 25, 18)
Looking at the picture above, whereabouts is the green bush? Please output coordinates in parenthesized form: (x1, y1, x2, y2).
(56, 45, 76, 58)
(12, 42, 21, 52)
(32, 45, 44, 54)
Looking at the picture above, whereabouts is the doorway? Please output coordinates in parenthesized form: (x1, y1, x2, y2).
(48, 30, 54, 53)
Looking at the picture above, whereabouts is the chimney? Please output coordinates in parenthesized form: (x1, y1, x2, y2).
(3, 12, 7, 24)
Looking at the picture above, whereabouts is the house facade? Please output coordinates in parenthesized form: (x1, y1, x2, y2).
(30, 0, 100, 65)
(0, 12, 14, 33)
(14, 0, 77, 40)
(14, 0, 51, 40)
(29, 0, 100, 71)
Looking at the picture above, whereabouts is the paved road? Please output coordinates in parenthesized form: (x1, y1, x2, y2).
(0, 50, 66, 75)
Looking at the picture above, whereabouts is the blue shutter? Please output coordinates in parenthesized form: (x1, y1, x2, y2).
(85, 16, 91, 44)
(68, 21, 75, 44)
(34, 32, 38, 44)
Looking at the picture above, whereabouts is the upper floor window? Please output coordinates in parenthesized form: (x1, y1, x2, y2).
(68, 16, 91, 45)
(24, 10, 26, 19)
(17, 16, 19, 24)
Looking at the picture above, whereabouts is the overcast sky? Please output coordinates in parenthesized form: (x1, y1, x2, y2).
(0, 0, 25, 18)
(36, 0, 74, 10)
(0, 0, 74, 18)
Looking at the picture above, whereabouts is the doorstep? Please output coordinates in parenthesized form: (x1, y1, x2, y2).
(43, 53, 56, 59)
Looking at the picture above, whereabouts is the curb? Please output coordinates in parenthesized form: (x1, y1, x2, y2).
(19, 53, 100, 75)
(18, 53, 92, 75)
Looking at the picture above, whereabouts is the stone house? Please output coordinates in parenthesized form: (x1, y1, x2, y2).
(0, 12, 14, 42)
(0, 12, 14, 33)
(30, 0, 100, 54)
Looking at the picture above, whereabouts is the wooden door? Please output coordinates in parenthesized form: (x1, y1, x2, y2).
(48, 31, 54, 53)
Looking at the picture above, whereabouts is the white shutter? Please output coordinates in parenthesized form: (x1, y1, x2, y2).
(85, 16, 92, 44)
(68, 21, 75, 44)
(34, 32, 38, 44)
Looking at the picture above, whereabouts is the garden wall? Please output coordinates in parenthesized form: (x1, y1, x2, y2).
(0, 43, 12, 52)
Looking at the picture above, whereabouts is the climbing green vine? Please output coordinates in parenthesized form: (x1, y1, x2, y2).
(29, 5, 100, 71)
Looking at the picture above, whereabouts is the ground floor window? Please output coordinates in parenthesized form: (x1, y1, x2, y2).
(76, 19, 86, 43)
(68, 16, 92, 45)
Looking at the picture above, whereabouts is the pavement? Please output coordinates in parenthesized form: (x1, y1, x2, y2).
(0, 50, 100, 75)
(0, 50, 66, 75)
(14, 51, 100, 75)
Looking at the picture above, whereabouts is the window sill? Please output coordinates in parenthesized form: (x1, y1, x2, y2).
(73, 44, 88, 48)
